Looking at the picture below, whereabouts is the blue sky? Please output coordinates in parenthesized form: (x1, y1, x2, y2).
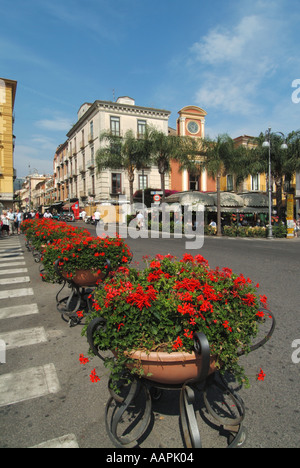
(1, 0, 300, 177)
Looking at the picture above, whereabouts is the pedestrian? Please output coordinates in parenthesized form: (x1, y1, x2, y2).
(81, 209, 87, 222)
(43, 210, 53, 219)
(1, 210, 10, 237)
(136, 211, 144, 230)
(296, 219, 300, 238)
(94, 209, 101, 226)
(15, 209, 23, 234)
(7, 208, 16, 235)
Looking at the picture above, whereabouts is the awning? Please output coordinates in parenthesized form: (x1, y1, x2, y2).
(51, 201, 64, 207)
(62, 203, 73, 211)
(208, 192, 244, 207)
(165, 191, 215, 206)
(239, 193, 268, 207)
(206, 206, 269, 214)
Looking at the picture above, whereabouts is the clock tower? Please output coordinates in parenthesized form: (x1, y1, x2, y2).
(171, 105, 216, 193)
(176, 105, 207, 138)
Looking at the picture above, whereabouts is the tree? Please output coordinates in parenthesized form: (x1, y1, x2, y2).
(201, 134, 237, 236)
(149, 128, 198, 203)
(254, 130, 300, 220)
(96, 129, 150, 205)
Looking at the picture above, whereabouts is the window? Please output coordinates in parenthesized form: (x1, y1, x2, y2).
(137, 119, 146, 138)
(91, 145, 94, 164)
(112, 173, 122, 194)
(227, 175, 234, 191)
(189, 174, 199, 191)
(139, 174, 148, 190)
(110, 116, 120, 136)
(90, 120, 94, 140)
(251, 174, 259, 191)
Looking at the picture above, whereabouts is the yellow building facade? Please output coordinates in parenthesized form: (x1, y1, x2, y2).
(0, 77, 17, 211)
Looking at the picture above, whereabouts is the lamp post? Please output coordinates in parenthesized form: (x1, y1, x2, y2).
(262, 128, 288, 238)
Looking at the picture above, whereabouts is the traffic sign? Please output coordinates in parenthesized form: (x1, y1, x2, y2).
(153, 194, 161, 202)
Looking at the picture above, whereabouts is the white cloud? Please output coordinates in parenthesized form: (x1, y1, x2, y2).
(35, 117, 72, 132)
(192, 15, 265, 66)
(189, 12, 290, 118)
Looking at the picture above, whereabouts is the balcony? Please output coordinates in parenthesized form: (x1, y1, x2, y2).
(79, 166, 86, 174)
(80, 140, 85, 150)
(87, 160, 95, 169)
(80, 191, 87, 199)
(88, 133, 94, 143)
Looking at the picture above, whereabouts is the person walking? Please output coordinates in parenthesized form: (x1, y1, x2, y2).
(15, 209, 23, 235)
(94, 209, 101, 227)
(7, 208, 16, 236)
(1, 211, 10, 237)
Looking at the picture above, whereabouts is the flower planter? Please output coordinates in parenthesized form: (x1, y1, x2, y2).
(127, 349, 217, 385)
(62, 269, 106, 287)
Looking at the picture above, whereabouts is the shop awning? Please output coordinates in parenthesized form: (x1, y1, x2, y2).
(239, 193, 268, 207)
(208, 192, 244, 207)
(166, 191, 215, 206)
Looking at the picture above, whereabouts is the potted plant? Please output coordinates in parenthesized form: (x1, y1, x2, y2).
(84, 253, 275, 390)
(41, 234, 133, 284)
(21, 218, 90, 251)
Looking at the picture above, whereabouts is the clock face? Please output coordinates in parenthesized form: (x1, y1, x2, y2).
(187, 120, 200, 134)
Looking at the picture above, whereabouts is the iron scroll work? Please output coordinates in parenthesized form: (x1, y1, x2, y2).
(54, 258, 111, 326)
(87, 310, 276, 448)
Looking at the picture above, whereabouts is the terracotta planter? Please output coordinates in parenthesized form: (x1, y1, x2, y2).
(127, 349, 217, 385)
(62, 269, 105, 287)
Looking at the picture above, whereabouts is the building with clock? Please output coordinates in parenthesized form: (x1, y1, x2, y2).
(170, 105, 216, 193)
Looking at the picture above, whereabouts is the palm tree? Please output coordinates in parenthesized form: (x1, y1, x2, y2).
(201, 134, 236, 236)
(96, 129, 150, 205)
(149, 128, 198, 203)
(253, 130, 300, 220)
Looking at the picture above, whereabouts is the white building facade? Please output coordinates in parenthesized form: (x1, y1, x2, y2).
(64, 96, 171, 205)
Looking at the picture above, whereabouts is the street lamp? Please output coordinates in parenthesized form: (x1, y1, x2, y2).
(262, 128, 288, 238)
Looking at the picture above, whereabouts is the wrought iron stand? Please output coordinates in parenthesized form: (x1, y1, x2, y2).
(87, 310, 275, 448)
(54, 259, 111, 327)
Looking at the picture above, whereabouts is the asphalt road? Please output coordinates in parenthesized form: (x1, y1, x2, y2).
(0, 225, 299, 449)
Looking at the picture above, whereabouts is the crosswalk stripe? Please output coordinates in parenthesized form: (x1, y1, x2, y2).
(0, 303, 39, 320)
(30, 434, 79, 448)
(0, 268, 28, 276)
(0, 256, 25, 261)
(0, 288, 34, 299)
(0, 327, 47, 350)
(0, 276, 30, 285)
(0, 262, 26, 267)
(0, 363, 61, 407)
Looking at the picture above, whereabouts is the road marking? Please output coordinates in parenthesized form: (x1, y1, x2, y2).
(0, 276, 30, 285)
(0, 327, 47, 349)
(0, 262, 26, 267)
(0, 288, 34, 300)
(0, 242, 21, 247)
(0, 363, 61, 407)
(30, 434, 79, 448)
(0, 255, 25, 261)
(0, 268, 28, 275)
(0, 303, 39, 320)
